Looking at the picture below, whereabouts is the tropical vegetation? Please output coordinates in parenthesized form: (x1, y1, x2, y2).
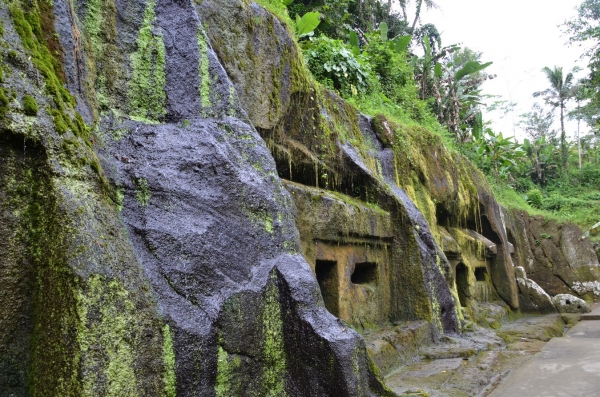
(259, 0, 600, 235)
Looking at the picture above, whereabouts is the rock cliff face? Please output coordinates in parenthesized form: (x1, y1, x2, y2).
(0, 0, 598, 396)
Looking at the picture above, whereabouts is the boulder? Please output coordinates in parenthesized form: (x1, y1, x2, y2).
(514, 266, 527, 279)
(516, 277, 556, 313)
(551, 294, 591, 314)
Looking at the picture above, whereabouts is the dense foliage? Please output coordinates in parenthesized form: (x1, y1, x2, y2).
(265, 0, 600, 232)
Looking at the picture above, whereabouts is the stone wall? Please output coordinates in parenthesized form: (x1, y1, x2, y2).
(1, 0, 599, 394)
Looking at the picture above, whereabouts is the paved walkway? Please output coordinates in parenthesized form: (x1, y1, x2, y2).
(489, 305, 600, 397)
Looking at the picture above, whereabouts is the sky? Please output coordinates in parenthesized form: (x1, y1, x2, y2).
(418, 0, 592, 141)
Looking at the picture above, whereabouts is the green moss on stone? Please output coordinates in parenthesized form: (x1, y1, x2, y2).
(0, 88, 9, 117)
(261, 272, 287, 396)
(84, 0, 104, 55)
(22, 95, 38, 116)
(51, 109, 69, 135)
(214, 345, 242, 397)
(10, 4, 73, 107)
(89, 158, 101, 174)
(128, 0, 166, 121)
(134, 177, 151, 206)
(265, 212, 273, 234)
(10, 1, 91, 142)
(197, 28, 211, 113)
(162, 325, 176, 397)
(76, 275, 140, 396)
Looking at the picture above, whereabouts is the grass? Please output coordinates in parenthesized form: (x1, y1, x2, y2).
(489, 177, 600, 233)
(346, 91, 457, 151)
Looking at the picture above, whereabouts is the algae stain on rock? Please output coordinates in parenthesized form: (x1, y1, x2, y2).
(215, 345, 241, 397)
(197, 27, 211, 114)
(128, 0, 166, 122)
(262, 272, 287, 396)
(76, 275, 139, 396)
(134, 177, 151, 206)
(162, 324, 177, 397)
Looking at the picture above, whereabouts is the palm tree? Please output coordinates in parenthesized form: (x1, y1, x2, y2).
(409, 0, 439, 35)
(533, 66, 576, 171)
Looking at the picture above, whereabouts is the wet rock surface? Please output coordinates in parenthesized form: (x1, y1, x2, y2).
(381, 311, 567, 397)
(1, 0, 599, 393)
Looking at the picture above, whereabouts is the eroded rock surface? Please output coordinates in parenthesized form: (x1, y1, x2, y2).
(1, 0, 599, 394)
(552, 294, 591, 314)
(506, 209, 600, 301)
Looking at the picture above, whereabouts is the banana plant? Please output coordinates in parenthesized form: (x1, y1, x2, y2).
(378, 22, 412, 54)
(413, 35, 460, 100)
(379, 22, 388, 41)
(432, 65, 493, 139)
(471, 128, 525, 178)
(295, 12, 321, 38)
(348, 24, 411, 57)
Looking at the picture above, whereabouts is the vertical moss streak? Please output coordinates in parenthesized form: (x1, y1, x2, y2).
(262, 273, 287, 396)
(162, 325, 176, 397)
(128, 0, 166, 121)
(76, 276, 139, 396)
(197, 28, 211, 113)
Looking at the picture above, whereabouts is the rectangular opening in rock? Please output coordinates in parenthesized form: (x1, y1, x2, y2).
(455, 262, 468, 306)
(315, 260, 340, 317)
(475, 267, 488, 281)
(351, 262, 378, 286)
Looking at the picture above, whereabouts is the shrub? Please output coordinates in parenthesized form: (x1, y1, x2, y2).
(22, 95, 38, 116)
(362, 34, 411, 102)
(582, 191, 600, 201)
(526, 188, 543, 209)
(580, 162, 600, 188)
(288, 0, 352, 39)
(303, 36, 373, 97)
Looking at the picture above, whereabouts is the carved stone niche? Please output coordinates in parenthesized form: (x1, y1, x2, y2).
(313, 241, 391, 328)
(283, 181, 394, 328)
(439, 226, 500, 307)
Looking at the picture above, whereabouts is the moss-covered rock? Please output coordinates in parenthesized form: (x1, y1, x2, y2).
(2, 0, 598, 394)
(22, 94, 37, 115)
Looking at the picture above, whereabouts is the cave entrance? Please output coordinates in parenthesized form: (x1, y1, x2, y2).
(315, 260, 339, 317)
(351, 262, 378, 286)
(455, 263, 469, 307)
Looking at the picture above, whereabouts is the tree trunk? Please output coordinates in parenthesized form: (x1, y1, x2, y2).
(560, 102, 568, 172)
(577, 103, 582, 170)
(411, 0, 423, 33)
(400, 0, 407, 20)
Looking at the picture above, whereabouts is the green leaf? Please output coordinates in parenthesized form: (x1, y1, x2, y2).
(295, 12, 321, 37)
(379, 22, 388, 41)
(393, 35, 412, 53)
(282, 0, 293, 5)
(423, 35, 431, 57)
(410, 55, 418, 68)
(434, 62, 443, 77)
(455, 61, 493, 81)
(349, 31, 359, 49)
(472, 112, 483, 140)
